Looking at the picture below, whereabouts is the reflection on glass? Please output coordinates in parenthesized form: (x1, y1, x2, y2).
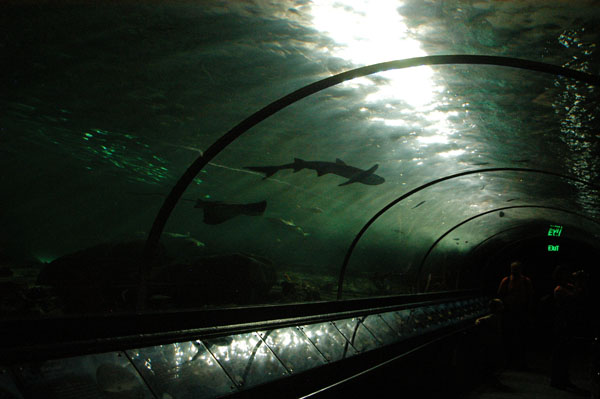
(362, 314, 400, 346)
(127, 341, 236, 399)
(333, 317, 380, 352)
(379, 309, 411, 338)
(204, 332, 288, 389)
(259, 327, 327, 373)
(16, 352, 153, 399)
(300, 322, 358, 361)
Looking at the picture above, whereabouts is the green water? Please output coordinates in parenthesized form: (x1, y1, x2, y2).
(1, 0, 599, 317)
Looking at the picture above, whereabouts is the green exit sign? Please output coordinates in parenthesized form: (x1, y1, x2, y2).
(548, 225, 563, 237)
(548, 244, 560, 252)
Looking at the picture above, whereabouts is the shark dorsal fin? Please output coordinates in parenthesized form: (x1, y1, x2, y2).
(366, 164, 378, 173)
(292, 158, 305, 172)
(335, 158, 346, 165)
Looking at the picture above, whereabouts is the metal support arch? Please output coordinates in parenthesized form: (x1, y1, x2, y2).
(415, 205, 600, 292)
(139, 55, 600, 311)
(337, 168, 600, 299)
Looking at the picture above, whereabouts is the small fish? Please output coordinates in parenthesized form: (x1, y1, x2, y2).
(296, 204, 324, 214)
(499, 211, 505, 217)
(195, 199, 267, 224)
(245, 158, 384, 186)
(506, 198, 519, 202)
(164, 231, 205, 246)
(164, 231, 191, 239)
(412, 201, 426, 209)
(267, 217, 310, 237)
(187, 237, 205, 247)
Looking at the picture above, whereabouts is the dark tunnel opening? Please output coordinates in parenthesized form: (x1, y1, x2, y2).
(478, 228, 600, 338)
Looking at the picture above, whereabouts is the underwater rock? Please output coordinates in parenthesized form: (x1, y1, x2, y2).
(280, 280, 320, 302)
(157, 253, 276, 307)
(37, 240, 168, 313)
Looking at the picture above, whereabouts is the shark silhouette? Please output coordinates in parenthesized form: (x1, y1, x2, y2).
(195, 199, 267, 224)
(245, 158, 384, 186)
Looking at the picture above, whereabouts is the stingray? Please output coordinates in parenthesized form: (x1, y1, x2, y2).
(195, 199, 267, 224)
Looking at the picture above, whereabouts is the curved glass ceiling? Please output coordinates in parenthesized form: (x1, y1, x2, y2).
(1, 0, 599, 319)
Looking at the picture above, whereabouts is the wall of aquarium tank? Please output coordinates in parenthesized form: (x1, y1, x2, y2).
(1, 0, 600, 318)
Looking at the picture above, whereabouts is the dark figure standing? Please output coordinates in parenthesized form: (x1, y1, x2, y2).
(550, 265, 580, 389)
(497, 260, 533, 369)
(475, 298, 505, 378)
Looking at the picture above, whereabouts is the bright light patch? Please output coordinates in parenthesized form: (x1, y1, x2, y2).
(309, 0, 443, 108)
(438, 149, 466, 158)
(364, 68, 442, 107)
(418, 135, 448, 144)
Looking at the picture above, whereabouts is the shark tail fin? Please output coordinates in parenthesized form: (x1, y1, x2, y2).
(338, 164, 379, 186)
(244, 166, 279, 179)
(293, 158, 305, 172)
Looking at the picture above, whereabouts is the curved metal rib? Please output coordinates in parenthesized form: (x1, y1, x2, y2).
(415, 205, 600, 292)
(139, 55, 600, 311)
(337, 168, 600, 299)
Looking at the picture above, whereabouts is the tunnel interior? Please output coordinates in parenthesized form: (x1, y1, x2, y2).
(1, 2, 600, 398)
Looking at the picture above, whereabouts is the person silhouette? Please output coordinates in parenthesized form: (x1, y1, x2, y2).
(497, 260, 533, 369)
(550, 265, 582, 390)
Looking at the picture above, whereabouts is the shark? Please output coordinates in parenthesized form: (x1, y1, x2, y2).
(245, 158, 385, 186)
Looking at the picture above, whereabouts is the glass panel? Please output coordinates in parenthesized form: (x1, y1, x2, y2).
(15, 352, 153, 399)
(203, 332, 288, 389)
(127, 341, 236, 399)
(362, 314, 400, 346)
(299, 322, 358, 362)
(333, 318, 380, 353)
(258, 327, 327, 374)
(379, 309, 413, 339)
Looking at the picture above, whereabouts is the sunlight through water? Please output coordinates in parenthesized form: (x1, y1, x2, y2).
(307, 0, 464, 159)
(309, 0, 444, 108)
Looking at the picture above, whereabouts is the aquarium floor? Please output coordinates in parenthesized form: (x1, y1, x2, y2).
(460, 338, 592, 399)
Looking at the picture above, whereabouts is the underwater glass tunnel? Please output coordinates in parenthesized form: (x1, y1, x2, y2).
(1, 1, 600, 398)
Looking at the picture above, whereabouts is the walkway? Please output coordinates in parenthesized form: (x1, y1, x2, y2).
(460, 338, 593, 399)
